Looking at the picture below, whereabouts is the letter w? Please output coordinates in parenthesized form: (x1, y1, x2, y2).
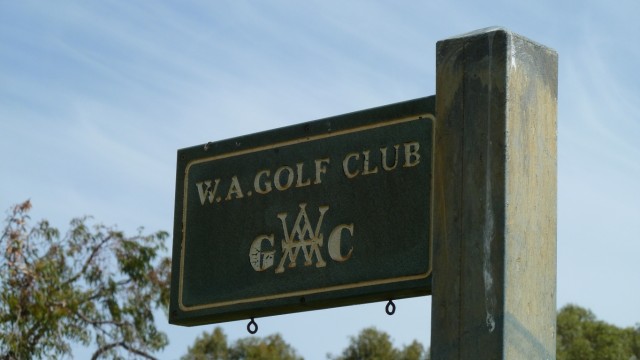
(195, 180, 220, 205)
(275, 203, 328, 273)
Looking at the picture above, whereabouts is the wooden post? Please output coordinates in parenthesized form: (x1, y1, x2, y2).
(431, 28, 558, 359)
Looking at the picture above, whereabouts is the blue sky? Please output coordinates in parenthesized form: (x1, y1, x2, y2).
(1, 1, 639, 358)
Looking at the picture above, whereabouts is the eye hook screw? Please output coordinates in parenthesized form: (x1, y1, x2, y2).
(385, 300, 396, 316)
(247, 318, 258, 334)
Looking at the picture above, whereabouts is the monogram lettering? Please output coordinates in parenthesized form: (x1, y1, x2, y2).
(249, 203, 354, 274)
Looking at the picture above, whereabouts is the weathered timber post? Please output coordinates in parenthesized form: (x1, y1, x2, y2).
(431, 28, 558, 359)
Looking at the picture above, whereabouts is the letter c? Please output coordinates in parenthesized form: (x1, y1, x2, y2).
(342, 153, 360, 179)
(328, 224, 354, 262)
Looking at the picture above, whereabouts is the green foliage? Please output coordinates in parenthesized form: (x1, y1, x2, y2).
(328, 327, 429, 360)
(557, 304, 640, 360)
(0, 201, 172, 359)
(182, 327, 302, 360)
(230, 334, 302, 360)
(182, 327, 229, 360)
(399, 340, 429, 360)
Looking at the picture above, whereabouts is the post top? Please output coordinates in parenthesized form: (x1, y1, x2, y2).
(438, 26, 557, 55)
(446, 26, 509, 40)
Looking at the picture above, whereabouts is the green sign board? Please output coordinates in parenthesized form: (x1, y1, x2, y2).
(169, 96, 435, 326)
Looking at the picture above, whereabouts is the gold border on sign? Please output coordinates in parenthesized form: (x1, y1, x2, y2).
(179, 114, 436, 312)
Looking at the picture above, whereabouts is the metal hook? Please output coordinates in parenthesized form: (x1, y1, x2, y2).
(385, 300, 396, 315)
(247, 318, 258, 334)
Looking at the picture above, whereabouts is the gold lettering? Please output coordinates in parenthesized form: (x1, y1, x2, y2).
(381, 145, 400, 171)
(225, 176, 244, 200)
(362, 150, 378, 175)
(403, 141, 421, 167)
(195, 179, 220, 205)
(275, 204, 328, 273)
(249, 234, 275, 271)
(254, 170, 272, 195)
(328, 223, 354, 262)
(274, 166, 294, 191)
(314, 158, 330, 184)
(342, 152, 360, 179)
(295, 162, 311, 188)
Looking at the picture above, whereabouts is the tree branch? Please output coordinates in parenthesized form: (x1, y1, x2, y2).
(75, 311, 126, 329)
(90, 342, 119, 360)
(64, 235, 113, 287)
(85, 278, 131, 302)
(91, 342, 158, 360)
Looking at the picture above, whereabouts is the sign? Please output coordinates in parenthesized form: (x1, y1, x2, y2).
(169, 96, 435, 326)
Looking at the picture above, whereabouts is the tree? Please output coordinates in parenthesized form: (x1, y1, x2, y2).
(399, 340, 429, 360)
(328, 327, 429, 360)
(557, 304, 640, 360)
(0, 200, 171, 359)
(182, 326, 302, 360)
(230, 334, 302, 360)
(182, 327, 229, 360)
